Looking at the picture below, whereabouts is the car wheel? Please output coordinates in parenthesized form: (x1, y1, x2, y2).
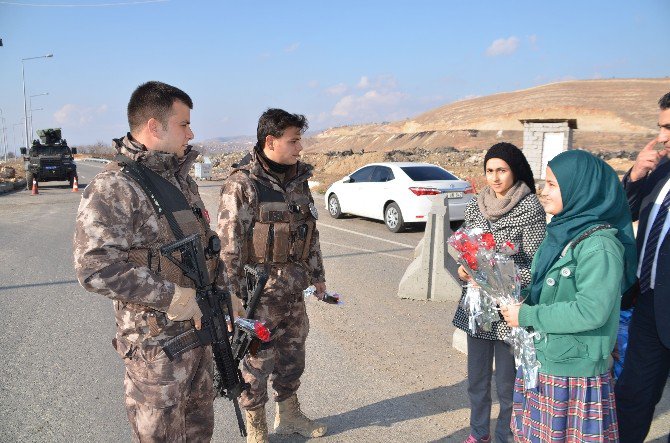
(328, 194, 343, 219)
(26, 172, 34, 190)
(385, 202, 404, 233)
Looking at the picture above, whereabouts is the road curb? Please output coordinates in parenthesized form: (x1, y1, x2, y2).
(452, 329, 467, 355)
(453, 328, 498, 370)
(0, 179, 27, 195)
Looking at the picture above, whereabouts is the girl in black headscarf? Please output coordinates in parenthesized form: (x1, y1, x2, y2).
(452, 142, 546, 443)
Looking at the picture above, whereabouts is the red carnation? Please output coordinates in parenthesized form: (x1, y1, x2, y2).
(463, 252, 478, 270)
(481, 233, 496, 250)
(254, 322, 271, 342)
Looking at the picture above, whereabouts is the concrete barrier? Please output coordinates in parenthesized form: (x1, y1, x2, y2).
(397, 193, 463, 301)
(0, 179, 27, 195)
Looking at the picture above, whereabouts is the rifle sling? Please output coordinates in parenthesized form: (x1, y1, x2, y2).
(116, 154, 189, 240)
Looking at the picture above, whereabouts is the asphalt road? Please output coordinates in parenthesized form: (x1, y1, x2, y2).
(1, 159, 668, 442)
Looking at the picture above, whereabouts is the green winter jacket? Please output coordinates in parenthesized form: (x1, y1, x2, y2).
(518, 227, 624, 377)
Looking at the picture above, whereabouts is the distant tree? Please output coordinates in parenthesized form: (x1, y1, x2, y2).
(77, 141, 114, 158)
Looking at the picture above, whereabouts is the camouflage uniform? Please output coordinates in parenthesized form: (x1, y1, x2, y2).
(217, 149, 325, 411)
(74, 135, 217, 442)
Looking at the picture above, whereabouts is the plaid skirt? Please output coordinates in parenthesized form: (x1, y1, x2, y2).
(511, 368, 619, 442)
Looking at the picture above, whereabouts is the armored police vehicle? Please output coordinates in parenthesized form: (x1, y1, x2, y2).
(20, 128, 78, 189)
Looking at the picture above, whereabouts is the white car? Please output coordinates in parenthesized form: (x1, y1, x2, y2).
(324, 162, 475, 232)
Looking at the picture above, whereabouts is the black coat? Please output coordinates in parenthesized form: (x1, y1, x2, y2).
(623, 158, 670, 347)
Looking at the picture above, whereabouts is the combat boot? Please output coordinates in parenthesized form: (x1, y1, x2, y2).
(245, 407, 268, 443)
(274, 393, 327, 438)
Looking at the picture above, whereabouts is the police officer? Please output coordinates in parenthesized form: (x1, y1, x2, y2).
(217, 108, 327, 442)
(74, 81, 218, 442)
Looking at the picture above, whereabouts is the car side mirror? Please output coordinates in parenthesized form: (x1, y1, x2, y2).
(71, 147, 77, 155)
(342, 176, 351, 183)
(20, 147, 27, 156)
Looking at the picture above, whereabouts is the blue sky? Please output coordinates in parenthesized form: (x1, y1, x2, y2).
(0, 0, 668, 148)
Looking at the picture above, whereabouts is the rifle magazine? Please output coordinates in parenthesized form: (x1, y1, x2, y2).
(162, 328, 202, 360)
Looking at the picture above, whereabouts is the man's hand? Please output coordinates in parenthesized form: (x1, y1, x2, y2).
(314, 282, 327, 297)
(167, 286, 203, 330)
(225, 295, 246, 332)
(457, 265, 472, 282)
(231, 295, 246, 319)
(630, 137, 664, 182)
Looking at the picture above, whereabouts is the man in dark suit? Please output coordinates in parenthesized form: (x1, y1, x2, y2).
(616, 91, 670, 442)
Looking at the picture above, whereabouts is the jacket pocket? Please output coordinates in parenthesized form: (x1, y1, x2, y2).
(542, 335, 589, 362)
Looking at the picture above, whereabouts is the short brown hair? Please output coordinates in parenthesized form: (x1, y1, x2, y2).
(127, 81, 192, 133)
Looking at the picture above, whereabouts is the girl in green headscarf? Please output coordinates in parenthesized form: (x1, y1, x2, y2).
(501, 150, 637, 442)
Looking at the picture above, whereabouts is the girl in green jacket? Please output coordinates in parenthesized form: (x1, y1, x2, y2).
(501, 150, 637, 442)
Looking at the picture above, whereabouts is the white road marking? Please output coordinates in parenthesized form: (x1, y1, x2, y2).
(320, 241, 410, 261)
(317, 221, 415, 248)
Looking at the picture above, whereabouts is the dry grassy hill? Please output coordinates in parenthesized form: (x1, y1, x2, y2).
(304, 78, 670, 154)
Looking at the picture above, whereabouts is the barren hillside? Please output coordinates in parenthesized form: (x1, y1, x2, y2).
(304, 78, 670, 153)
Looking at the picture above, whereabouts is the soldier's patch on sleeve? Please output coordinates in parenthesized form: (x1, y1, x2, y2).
(309, 202, 318, 220)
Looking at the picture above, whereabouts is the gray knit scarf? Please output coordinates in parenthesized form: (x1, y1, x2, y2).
(477, 181, 531, 222)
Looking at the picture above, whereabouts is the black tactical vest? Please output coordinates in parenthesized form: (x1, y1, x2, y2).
(233, 170, 316, 265)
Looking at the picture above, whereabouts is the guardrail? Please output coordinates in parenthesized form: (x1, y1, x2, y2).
(77, 158, 111, 164)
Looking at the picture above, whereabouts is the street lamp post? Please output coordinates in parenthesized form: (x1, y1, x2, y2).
(0, 107, 8, 161)
(29, 92, 49, 140)
(21, 54, 53, 152)
(12, 121, 25, 158)
(29, 108, 44, 138)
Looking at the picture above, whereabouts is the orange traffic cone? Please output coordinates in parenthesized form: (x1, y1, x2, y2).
(72, 176, 79, 192)
(31, 178, 39, 195)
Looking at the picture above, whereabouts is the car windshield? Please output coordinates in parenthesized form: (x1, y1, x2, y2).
(31, 146, 70, 156)
(400, 166, 457, 181)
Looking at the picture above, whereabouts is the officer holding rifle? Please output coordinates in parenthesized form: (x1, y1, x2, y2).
(74, 81, 219, 442)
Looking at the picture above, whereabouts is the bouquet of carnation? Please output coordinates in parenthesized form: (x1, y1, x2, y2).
(448, 226, 541, 389)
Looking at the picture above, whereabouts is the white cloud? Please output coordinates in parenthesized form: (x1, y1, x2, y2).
(528, 34, 538, 49)
(54, 104, 107, 126)
(356, 75, 397, 90)
(284, 42, 300, 53)
(485, 36, 520, 56)
(332, 90, 407, 118)
(308, 80, 320, 89)
(357, 76, 370, 89)
(325, 83, 348, 96)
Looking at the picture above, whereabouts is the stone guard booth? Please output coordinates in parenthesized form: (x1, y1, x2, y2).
(520, 119, 577, 179)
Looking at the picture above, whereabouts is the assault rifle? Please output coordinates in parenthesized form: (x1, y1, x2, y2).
(160, 233, 269, 437)
(231, 265, 269, 360)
